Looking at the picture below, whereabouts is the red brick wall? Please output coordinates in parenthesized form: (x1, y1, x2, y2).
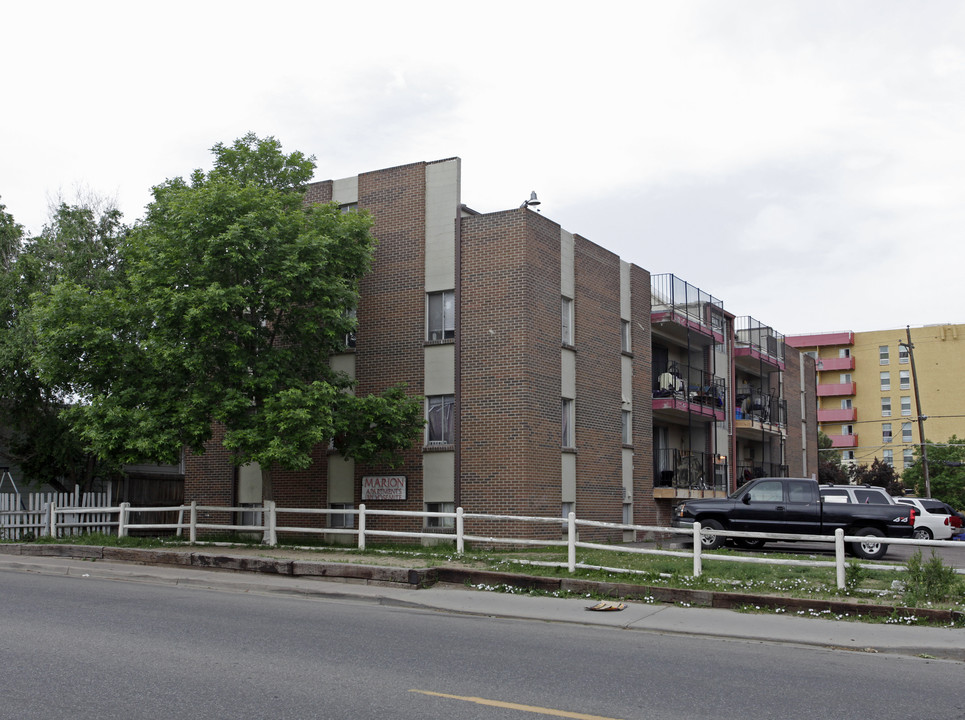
(459, 209, 562, 538)
(350, 161, 429, 531)
(629, 265, 656, 527)
(572, 235, 624, 540)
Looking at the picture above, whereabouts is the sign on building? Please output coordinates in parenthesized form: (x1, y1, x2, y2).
(361, 475, 407, 501)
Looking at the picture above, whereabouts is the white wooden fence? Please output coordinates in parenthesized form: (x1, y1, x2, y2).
(3, 499, 963, 590)
(0, 487, 113, 540)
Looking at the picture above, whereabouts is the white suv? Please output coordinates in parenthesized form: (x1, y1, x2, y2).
(894, 497, 955, 540)
(819, 484, 896, 506)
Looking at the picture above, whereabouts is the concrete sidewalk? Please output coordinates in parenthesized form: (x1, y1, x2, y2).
(1, 553, 962, 663)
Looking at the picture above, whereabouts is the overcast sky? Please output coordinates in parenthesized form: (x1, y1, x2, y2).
(4, 1, 963, 336)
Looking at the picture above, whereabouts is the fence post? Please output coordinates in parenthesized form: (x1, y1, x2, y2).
(263, 501, 277, 547)
(189, 501, 197, 544)
(456, 507, 464, 554)
(176, 505, 185, 537)
(835, 528, 846, 590)
(692, 521, 702, 578)
(48, 499, 57, 538)
(117, 502, 130, 538)
(567, 512, 577, 572)
(358, 503, 366, 551)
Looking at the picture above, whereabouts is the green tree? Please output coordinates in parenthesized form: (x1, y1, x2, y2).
(817, 431, 848, 484)
(902, 436, 965, 507)
(31, 134, 423, 501)
(850, 458, 903, 495)
(0, 200, 125, 491)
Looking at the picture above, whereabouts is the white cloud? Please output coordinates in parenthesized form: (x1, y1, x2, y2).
(2, 0, 964, 333)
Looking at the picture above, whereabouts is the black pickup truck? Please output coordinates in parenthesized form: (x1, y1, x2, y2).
(671, 477, 915, 559)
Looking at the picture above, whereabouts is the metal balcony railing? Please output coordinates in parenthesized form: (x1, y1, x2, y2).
(735, 316, 785, 366)
(653, 361, 726, 409)
(650, 274, 724, 335)
(653, 449, 728, 493)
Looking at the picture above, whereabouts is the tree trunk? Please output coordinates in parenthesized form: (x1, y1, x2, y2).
(261, 466, 274, 504)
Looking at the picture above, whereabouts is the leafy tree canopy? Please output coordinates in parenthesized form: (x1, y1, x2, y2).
(816, 431, 848, 484)
(850, 457, 903, 496)
(31, 134, 423, 500)
(0, 199, 125, 491)
(902, 436, 965, 508)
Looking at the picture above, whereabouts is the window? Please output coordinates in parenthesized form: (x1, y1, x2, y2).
(561, 297, 574, 345)
(840, 398, 853, 409)
(621, 409, 632, 444)
(843, 450, 855, 461)
(903, 448, 914, 467)
(839, 373, 852, 383)
(622, 503, 633, 525)
(329, 503, 354, 528)
(561, 502, 575, 522)
(339, 202, 358, 213)
(882, 423, 892, 443)
(427, 291, 455, 341)
(854, 489, 890, 504)
(841, 424, 854, 435)
(838, 348, 851, 358)
(425, 502, 454, 528)
(426, 395, 455, 444)
(562, 398, 575, 448)
(902, 422, 912, 442)
(899, 370, 910, 389)
(343, 307, 357, 349)
(880, 372, 890, 391)
(879, 345, 889, 365)
(621, 319, 631, 353)
(881, 397, 891, 417)
(901, 396, 912, 416)
(748, 480, 783, 502)
(882, 449, 894, 466)
(899, 346, 909, 364)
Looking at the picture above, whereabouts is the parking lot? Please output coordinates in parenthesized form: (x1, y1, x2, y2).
(742, 539, 965, 568)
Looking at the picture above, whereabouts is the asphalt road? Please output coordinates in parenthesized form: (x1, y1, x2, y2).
(1, 569, 962, 719)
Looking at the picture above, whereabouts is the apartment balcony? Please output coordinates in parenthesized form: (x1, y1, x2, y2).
(734, 393, 787, 440)
(734, 316, 785, 373)
(653, 449, 729, 499)
(815, 356, 855, 372)
(650, 274, 725, 348)
(829, 434, 859, 448)
(786, 331, 855, 348)
(737, 463, 789, 486)
(817, 382, 856, 397)
(652, 362, 726, 423)
(817, 407, 857, 423)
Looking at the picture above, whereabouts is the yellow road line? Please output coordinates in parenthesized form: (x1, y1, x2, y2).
(409, 689, 625, 720)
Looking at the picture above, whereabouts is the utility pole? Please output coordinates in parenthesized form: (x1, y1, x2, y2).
(899, 326, 930, 497)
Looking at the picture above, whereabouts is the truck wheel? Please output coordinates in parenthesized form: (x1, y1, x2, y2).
(699, 519, 726, 550)
(735, 538, 767, 550)
(851, 528, 887, 560)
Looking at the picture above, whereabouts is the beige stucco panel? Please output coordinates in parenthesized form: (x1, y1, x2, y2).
(561, 452, 576, 503)
(238, 463, 262, 504)
(561, 348, 576, 399)
(425, 159, 459, 292)
(423, 452, 454, 502)
(424, 343, 455, 395)
(332, 176, 359, 205)
(328, 455, 355, 503)
(560, 229, 575, 298)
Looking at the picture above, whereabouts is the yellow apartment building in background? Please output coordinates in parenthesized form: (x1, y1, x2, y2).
(787, 324, 965, 472)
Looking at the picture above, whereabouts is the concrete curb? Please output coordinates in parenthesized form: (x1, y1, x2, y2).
(2, 543, 963, 625)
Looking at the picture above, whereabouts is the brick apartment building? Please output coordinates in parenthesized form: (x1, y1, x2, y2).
(182, 157, 818, 541)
